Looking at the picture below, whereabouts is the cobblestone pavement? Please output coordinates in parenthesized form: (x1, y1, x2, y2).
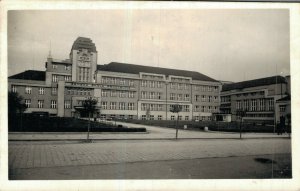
(9, 139, 291, 170)
(9, 121, 290, 140)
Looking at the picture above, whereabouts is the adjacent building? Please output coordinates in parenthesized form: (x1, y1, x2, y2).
(8, 37, 221, 121)
(220, 76, 291, 125)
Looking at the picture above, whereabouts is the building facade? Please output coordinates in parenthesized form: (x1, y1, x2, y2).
(220, 76, 290, 125)
(8, 37, 221, 121)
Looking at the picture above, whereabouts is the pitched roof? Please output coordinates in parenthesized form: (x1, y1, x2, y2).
(71, 37, 97, 53)
(8, 70, 46, 81)
(222, 76, 287, 92)
(97, 62, 218, 82)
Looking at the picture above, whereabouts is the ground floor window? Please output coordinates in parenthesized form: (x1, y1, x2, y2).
(195, 116, 199, 121)
(171, 115, 175, 120)
(142, 115, 146, 120)
(150, 115, 154, 120)
(185, 116, 189, 121)
(178, 116, 182, 121)
(158, 115, 162, 120)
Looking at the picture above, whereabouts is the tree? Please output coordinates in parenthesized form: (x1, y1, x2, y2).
(82, 97, 99, 141)
(8, 92, 27, 130)
(236, 109, 246, 139)
(170, 104, 182, 139)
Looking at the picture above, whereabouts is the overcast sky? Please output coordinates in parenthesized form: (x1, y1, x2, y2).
(8, 9, 290, 82)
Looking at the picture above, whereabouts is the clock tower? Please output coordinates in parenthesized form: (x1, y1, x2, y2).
(70, 37, 97, 82)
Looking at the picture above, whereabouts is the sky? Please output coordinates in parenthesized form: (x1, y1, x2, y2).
(7, 9, 290, 82)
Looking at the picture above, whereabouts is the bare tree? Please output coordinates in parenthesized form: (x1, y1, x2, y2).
(170, 104, 182, 139)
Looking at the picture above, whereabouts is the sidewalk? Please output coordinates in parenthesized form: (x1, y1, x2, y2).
(9, 121, 290, 141)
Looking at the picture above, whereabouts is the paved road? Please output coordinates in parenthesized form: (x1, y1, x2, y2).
(9, 153, 291, 179)
(9, 121, 290, 141)
(9, 139, 291, 170)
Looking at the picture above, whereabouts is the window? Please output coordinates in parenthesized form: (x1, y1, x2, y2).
(158, 115, 162, 120)
(52, 64, 57, 69)
(52, 75, 58, 82)
(141, 80, 147, 87)
(195, 85, 199, 91)
(183, 105, 190, 112)
(119, 91, 126, 98)
(51, 100, 57, 109)
(258, 99, 265, 111)
(119, 102, 126, 110)
(25, 86, 32, 94)
(38, 87, 45, 95)
(177, 94, 182, 101)
(157, 104, 163, 111)
(141, 103, 147, 111)
(185, 116, 189, 121)
(208, 96, 212, 102)
(184, 84, 189, 90)
(208, 86, 212, 92)
(38, 100, 44, 108)
(208, 106, 212, 112)
(214, 96, 218, 102)
(178, 83, 183, 90)
(195, 95, 200, 102)
(141, 91, 147, 99)
(267, 99, 274, 111)
(194, 105, 200, 112)
(120, 115, 125, 119)
(171, 116, 175, 120)
(120, 79, 125, 85)
(214, 86, 219, 92)
(65, 65, 70, 70)
(157, 92, 162, 100)
(195, 116, 199, 121)
(150, 115, 154, 120)
(142, 115, 146, 120)
(150, 92, 155, 99)
(129, 115, 133, 120)
(157, 81, 162, 88)
(102, 90, 108, 97)
(52, 87, 57, 95)
(202, 95, 206, 102)
(25, 99, 31, 108)
(149, 81, 155, 88)
(214, 106, 218, 112)
(110, 102, 117, 110)
(202, 106, 206, 112)
(178, 116, 182, 121)
(128, 103, 134, 110)
(12, 85, 17, 93)
(111, 91, 117, 97)
(184, 94, 190, 101)
(129, 80, 134, 86)
(64, 100, 71, 109)
(170, 83, 176, 89)
(128, 92, 134, 98)
(150, 104, 156, 111)
(64, 76, 71, 81)
(170, 93, 175, 100)
(280, 105, 286, 112)
(101, 102, 107, 109)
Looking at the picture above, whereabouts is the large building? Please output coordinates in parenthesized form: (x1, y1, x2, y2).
(8, 37, 221, 121)
(220, 76, 291, 125)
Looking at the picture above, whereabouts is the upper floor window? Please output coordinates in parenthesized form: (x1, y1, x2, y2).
(183, 105, 190, 112)
(52, 87, 57, 95)
(110, 102, 117, 110)
(65, 65, 71, 70)
(120, 79, 126, 85)
(178, 83, 183, 90)
(52, 64, 57, 69)
(119, 102, 126, 110)
(51, 100, 57, 109)
(38, 100, 44, 108)
(101, 102, 107, 110)
(128, 103, 134, 110)
(170, 83, 176, 89)
(38, 87, 45, 95)
(157, 92, 162, 100)
(149, 81, 155, 88)
(157, 81, 162, 88)
(111, 91, 117, 97)
(184, 84, 189, 90)
(64, 100, 71, 109)
(128, 92, 135, 98)
(184, 94, 190, 101)
(149, 92, 155, 99)
(64, 76, 71, 81)
(177, 94, 183, 101)
(170, 93, 175, 100)
(157, 104, 163, 111)
(129, 80, 134, 86)
(25, 86, 32, 94)
(52, 75, 58, 82)
(141, 91, 147, 99)
(119, 91, 126, 98)
(101, 90, 109, 97)
(25, 99, 31, 108)
(141, 103, 147, 111)
(141, 80, 147, 87)
(12, 85, 17, 93)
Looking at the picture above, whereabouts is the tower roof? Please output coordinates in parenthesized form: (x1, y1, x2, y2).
(71, 37, 97, 53)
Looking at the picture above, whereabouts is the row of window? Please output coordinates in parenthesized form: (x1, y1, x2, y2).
(52, 64, 71, 71)
(101, 77, 135, 86)
(78, 67, 90, 82)
(142, 74, 164, 80)
(24, 100, 59, 109)
(170, 93, 190, 101)
(194, 85, 219, 92)
(141, 91, 162, 100)
(236, 99, 274, 111)
(101, 102, 135, 110)
(66, 88, 91, 96)
(101, 90, 135, 98)
(52, 74, 71, 82)
(194, 95, 218, 102)
(194, 105, 219, 113)
(141, 80, 163, 88)
(12, 86, 57, 95)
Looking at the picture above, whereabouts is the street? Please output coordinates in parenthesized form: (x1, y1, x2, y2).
(9, 138, 291, 179)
